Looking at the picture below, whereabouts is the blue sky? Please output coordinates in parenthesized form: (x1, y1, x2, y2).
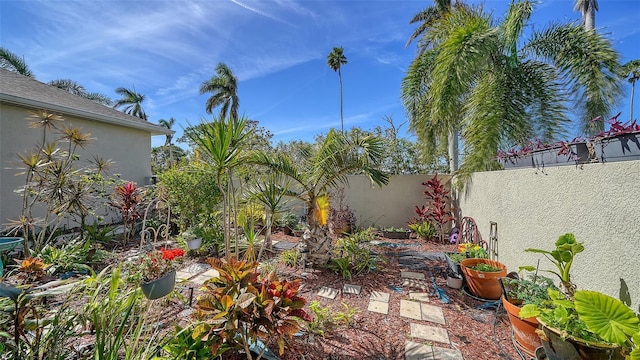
(1, 0, 639, 148)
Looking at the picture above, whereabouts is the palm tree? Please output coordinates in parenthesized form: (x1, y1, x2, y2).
(327, 47, 348, 133)
(200, 63, 239, 121)
(402, 0, 622, 182)
(114, 87, 147, 120)
(252, 129, 388, 264)
(405, 0, 468, 52)
(49, 79, 113, 106)
(622, 60, 640, 121)
(0, 47, 34, 78)
(574, 0, 598, 31)
(158, 118, 176, 167)
(186, 115, 252, 259)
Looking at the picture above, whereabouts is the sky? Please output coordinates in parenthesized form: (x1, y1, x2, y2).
(1, 0, 639, 148)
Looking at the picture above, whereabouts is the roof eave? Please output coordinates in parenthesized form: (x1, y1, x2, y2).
(0, 94, 174, 136)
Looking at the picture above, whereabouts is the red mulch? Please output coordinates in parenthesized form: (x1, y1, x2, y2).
(12, 231, 521, 360)
(227, 231, 522, 360)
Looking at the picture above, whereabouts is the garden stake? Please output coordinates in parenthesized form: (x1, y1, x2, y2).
(430, 269, 450, 304)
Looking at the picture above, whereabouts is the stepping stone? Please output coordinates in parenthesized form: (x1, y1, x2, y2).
(420, 303, 446, 325)
(176, 270, 196, 281)
(400, 300, 422, 320)
(190, 269, 220, 284)
(367, 300, 389, 314)
(402, 278, 430, 290)
(370, 291, 390, 303)
(180, 263, 211, 274)
(409, 292, 430, 303)
(432, 346, 463, 360)
(405, 341, 431, 360)
(343, 284, 361, 295)
(318, 286, 339, 299)
(273, 241, 297, 250)
(410, 323, 450, 344)
(398, 259, 425, 270)
(401, 271, 426, 280)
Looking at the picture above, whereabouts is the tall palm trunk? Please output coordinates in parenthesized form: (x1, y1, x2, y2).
(339, 68, 344, 134)
(630, 81, 636, 121)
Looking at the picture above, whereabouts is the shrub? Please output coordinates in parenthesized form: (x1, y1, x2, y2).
(193, 257, 311, 358)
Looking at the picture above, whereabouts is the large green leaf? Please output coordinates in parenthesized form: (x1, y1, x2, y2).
(574, 290, 639, 345)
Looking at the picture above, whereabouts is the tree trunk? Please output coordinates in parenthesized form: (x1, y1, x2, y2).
(630, 81, 635, 122)
(339, 68, 344, 134)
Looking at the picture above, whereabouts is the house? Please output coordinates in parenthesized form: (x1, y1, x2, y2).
(0, 68, 173, 226)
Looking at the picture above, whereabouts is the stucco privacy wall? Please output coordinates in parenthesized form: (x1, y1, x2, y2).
(342, 174, 450, 229)
(458, 161, 640, 310)
(1, 104, 153, 224)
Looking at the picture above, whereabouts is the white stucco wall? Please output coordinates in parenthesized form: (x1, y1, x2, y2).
(343, 174, 451, 229)
(458, 161, 640, 311)
(1, 104, 155, 225)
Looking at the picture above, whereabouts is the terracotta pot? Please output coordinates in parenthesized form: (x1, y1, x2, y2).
(537, 320, 626, 360)
(502, 296, 541, 357)
(140, 270, 176, 300)
(460, 258, 507, 300)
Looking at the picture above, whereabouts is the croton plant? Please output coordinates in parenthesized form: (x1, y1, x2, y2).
(193, 257, 311, 359)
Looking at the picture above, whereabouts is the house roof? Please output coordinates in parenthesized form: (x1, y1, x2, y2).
(0, 68, 173, 136)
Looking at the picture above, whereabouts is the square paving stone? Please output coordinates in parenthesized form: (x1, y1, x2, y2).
(420, 303, 446, 325)
(180, 263, 210, 274)
(432, 346, 463, 360)
(318, 286, 339, 299)
(402, 279, 430, 290)
(405, 341, 432, 360)
(400, 300, 422, 320)
(367, 300, 389, 314)
(401, 271, 426, 280)
(176, 271, 196, 281)
(410, 323, 450, 344)
(190, 269, 220, 284)
(409, 292, 431, 303)
(370, 291, 390, 303)
(343, 284, 361, 295)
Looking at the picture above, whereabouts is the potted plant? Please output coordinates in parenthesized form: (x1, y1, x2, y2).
(133, 248, 184, 300)
(379, 227, 410, 239)
(500, 270, 558, 357)
(496, 147, 535, 169)
(445, 242, 488, 277)
(574, 290, 639, 359)
(532, 139, 591, 168)
(519, 233, 631, 359)
(460, 257, 507, 300)
(592, 113, 640, 163)
(407, 220, 437, 240)
(181, 230, 202, 250)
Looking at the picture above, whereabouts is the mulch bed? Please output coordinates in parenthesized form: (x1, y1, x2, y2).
(6, 231, 522, 360)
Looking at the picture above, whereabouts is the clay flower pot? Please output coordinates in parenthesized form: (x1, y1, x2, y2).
(502, 296, 541, 357)
(460, 258, 507, 300)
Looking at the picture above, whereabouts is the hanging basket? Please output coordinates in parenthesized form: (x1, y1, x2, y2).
(140, 270, 176, 300)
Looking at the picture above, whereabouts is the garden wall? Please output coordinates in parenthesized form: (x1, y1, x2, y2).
(342, 174, 451, 229)
(458, 160, 640, 311)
